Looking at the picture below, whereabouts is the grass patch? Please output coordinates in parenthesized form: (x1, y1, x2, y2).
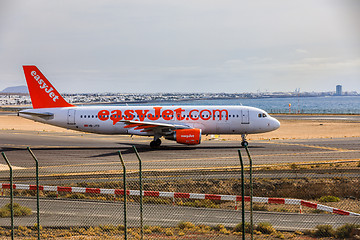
(0, 202, 32, 218)
(0, 223, 356, 239)
(312, 225, 335, 237)
(318, 195, 340, 202)
(256, 222, 277, 234)
(335, 223, 360, 238)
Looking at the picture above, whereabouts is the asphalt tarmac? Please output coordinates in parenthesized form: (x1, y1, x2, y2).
(0, 129, 359, 178)
(0, 197, 359, 230)
(0, 127, 359, 230)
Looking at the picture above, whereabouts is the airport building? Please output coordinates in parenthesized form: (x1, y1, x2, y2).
(336, 85, 342, 96)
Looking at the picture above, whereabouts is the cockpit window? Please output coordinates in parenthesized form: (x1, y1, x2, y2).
(258, 113, 268, 118)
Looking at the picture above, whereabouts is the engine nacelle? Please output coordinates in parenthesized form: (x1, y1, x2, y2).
(166, 128, 202, 145)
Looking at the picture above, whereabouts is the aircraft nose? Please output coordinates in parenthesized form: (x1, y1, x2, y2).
(272, 118, 281, 130)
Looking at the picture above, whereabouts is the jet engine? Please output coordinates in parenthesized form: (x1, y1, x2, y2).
(165, 128, 202, 145)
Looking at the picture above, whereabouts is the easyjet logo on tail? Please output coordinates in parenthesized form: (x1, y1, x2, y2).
(31, 71, 59, 102)
(23, 65, 74, 109)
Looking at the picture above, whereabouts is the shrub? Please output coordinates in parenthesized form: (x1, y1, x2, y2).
(256, 222, 276, 234)
(336, 223, 360, 238)
(45, 192, 58, 198)
(0, 203, 32, 217)
(99, 225, 118, 232)
(144, 228, 152, 234)
(177, 221, 195, 230)
(213, 224, 225, 232)
(313, 225, 335, 237)
(274, 231, 285, 239)
(253, 204, 269, 211)
(318, 195, 340, 202)
(165, 228, 174, 236)
(274, 207, 290, 213)
(149, 226, 163, 233)
(33, 224, 43, 231)
(233, 222, 252, 233)
(219, 227, 230, 235)
(289, 163, 298, 170)
(67, 193, 86, 199)
(180, 199, 219, 208)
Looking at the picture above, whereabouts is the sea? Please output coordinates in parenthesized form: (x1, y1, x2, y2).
(124, 96, 360, 114)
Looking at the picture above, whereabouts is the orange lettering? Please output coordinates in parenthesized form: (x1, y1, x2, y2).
(213, 109, 228, 120)
(110, 110, 122, 125)
(174, 108, 185, 120)
(148, 107, 162, 120)
(189, 109, 199, 120)
(163, 109, 174, 120)
(135, 109, 149, 121)
(124, 110, 134, 120)
(98, 110, 109, 121)
(200, 109, 211, 120)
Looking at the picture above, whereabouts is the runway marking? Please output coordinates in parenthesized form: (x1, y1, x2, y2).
(0, 164, 25, 171)
(263, 141, 350, 152)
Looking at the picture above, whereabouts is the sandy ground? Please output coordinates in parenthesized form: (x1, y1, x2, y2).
(1, 114, 359, 141)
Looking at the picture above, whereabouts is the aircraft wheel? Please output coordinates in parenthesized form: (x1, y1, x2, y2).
(241, 141, 248, 147)
(150, 139, 161, 148)
(155, 138, 162, 145)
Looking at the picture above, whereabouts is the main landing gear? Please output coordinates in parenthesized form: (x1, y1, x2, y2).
(241, 134, 248, 147)
(150, 138, 162, 149)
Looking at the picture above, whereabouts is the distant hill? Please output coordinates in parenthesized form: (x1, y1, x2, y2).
(1, 85, 29, 94)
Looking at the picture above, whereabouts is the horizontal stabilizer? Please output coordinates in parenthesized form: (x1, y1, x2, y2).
(18, 110, 54, 119)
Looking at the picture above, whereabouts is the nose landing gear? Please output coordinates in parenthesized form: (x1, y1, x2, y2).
(241, 134, 248, 147)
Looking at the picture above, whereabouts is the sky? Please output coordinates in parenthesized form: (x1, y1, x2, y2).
(0, 0, 359, 94)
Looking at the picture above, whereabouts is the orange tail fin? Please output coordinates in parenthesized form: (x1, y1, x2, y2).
(23, 66, 74, 109)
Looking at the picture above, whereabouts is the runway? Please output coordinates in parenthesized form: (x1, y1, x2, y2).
(0, 129, 359, 180)
(0, 125, 359, 231)
(0, 197, 359, 231)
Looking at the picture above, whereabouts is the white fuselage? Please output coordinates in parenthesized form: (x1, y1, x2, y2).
(19, 105, 280, 136)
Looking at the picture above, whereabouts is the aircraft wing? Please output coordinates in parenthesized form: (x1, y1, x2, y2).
(118, 120, 191, 133)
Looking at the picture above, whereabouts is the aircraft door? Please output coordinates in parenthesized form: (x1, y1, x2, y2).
(241, 110, 250, 124)
(67, 109, 76, 125)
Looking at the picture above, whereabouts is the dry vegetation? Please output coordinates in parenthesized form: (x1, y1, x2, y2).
(0, 222, 359, 239)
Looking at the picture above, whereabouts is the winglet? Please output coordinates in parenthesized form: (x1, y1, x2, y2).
(23, 66, 74, 109)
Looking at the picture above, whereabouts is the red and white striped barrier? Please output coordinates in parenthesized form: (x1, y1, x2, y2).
(1, 183, 359, 216)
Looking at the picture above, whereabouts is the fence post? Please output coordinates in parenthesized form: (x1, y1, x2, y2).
(118, 151, 127, 240)
(132, 146, 143, 240)
(1, 152, 14, 240)
(237, 150, 245, 240)
(245, 146, 254, 240)
(27, 147, 41, 240)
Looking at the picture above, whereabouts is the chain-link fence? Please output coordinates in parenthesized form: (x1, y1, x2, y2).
(0, 142, 359, 239)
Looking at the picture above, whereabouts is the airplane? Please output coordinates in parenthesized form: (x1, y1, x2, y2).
(19, 65, 280, 148)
